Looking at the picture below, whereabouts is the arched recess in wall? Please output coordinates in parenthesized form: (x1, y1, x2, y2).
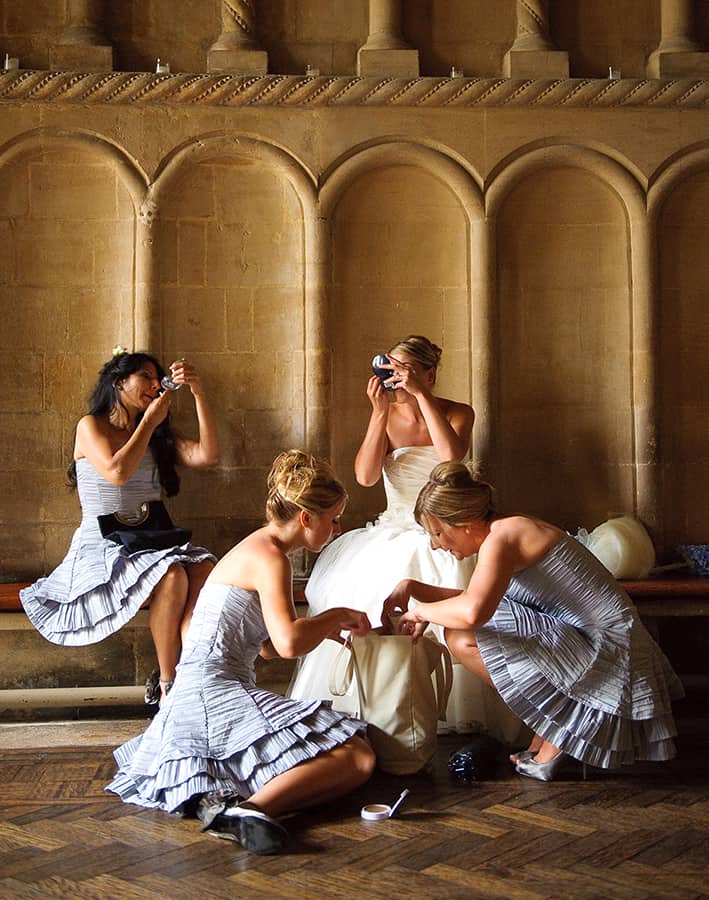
(0, 129, 146, 580)
(320, 142, 484, 526)
(149, 135, 318, 555)
(486, 144, 648, 533)
(649, 145, 709, 550)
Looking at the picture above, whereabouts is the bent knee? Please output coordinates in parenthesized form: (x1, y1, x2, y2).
(347, 736, 377, 781)
(161, 563, 189, 591)
(444, 627, 479, 657)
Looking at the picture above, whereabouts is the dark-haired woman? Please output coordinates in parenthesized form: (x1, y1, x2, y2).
(383, 462, 684, 780)
(20, 350, 219, 702)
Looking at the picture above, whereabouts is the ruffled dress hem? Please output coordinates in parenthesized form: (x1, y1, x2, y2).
(106, 704, 366, 813)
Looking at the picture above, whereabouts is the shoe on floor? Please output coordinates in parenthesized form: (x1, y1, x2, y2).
(204, 802, 288, 855)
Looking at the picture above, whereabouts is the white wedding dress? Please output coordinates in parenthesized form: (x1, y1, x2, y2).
(288, 446, 524, 741)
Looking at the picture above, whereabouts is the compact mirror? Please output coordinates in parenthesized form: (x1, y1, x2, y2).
(372, 354, 394, 390)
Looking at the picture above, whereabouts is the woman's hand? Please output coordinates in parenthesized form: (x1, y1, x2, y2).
(142, 390, 171, 429)
(166, 359, 205, 398)
(385, 357, 430, 399)
(381, 579, 413, 630)
(325, 608, 372, 644)
(397, 609, 428, 642)
(366, 375, 390, 415)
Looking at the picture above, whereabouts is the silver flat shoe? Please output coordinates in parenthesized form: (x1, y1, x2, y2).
(515, 751, 567, 782)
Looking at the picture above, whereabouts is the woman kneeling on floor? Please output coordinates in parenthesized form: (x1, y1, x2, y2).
(107, 450, 375, 854)
(383, 462, 684, 781)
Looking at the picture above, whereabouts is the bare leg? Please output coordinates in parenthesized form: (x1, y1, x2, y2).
(181, 560, 214, 643)
(148, 564, 189, 690)
(246, 736, 375, 819)
(444, 628, 495, 688)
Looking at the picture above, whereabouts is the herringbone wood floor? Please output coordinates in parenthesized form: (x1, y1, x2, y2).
(1, 700, 707, 899)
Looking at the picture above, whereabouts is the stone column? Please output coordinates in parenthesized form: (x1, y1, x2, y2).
(357, 0, 419, 77)
(50, 0, 113, 71)
(647, 0, 709, 78)
(503, 0, 569, 78)
(208, 0, 268, 74)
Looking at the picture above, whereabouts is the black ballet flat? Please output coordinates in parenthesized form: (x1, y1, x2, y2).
(144, 669, 160, 705)
(201, 800, 288, 855)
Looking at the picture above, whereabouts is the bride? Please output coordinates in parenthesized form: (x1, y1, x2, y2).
(288, 335, 522, 740)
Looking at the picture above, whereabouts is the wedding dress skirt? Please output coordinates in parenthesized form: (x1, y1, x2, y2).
(288, 446, 524, 742)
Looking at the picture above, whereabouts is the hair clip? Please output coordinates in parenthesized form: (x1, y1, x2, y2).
(112, 345, 128, 357)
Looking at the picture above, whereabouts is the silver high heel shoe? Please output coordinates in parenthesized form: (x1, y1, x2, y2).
(509, 749, 537, 765)
(515, 751, 568, 782)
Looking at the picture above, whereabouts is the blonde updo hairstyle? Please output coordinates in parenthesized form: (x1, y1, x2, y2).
(414, 461, 496, 529)
(388, 334, 442, 376)
(266, 449, 347, 523)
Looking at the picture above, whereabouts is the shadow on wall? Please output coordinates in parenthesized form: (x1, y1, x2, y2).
(2, 128, 709, 576)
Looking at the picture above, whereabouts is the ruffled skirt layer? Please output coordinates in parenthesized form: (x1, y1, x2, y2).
(20, 528, 215, 646)
(477, 599, 684, 769)
(106, 684, 366, 812)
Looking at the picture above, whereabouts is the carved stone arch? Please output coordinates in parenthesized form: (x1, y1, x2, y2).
(486, 142, 646, 221)
(647, 141, 709, 225)
(487, 143, 658, 531)
(149, 134, 326, 455)
(0, 126, 148, 208)
(647, 143, 709, 549)
(319, 139, 484, 220)
(0, 127, 152, 347)
(151, 132, 317, 211)
(315, 142, 486, 518)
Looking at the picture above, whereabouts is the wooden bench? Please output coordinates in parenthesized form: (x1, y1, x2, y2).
(0, 582, 30, 610)
(619, 576, 709, 617)
(3, 579, 706, 614)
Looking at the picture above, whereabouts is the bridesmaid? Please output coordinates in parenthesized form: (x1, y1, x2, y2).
(385, 462, 684, 780)
(107, 450, 375, 854)
(20, 348, 219, 703)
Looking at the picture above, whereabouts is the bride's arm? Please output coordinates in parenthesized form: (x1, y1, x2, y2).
(388, 361, 473, 461)
(418, 395, 473, 461)
(354, 376, 391, 486)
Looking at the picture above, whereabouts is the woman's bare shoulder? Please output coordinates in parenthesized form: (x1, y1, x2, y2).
(489, 515, 565, 565)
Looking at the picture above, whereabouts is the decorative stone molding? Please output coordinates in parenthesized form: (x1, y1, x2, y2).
(3, 70, 709, 109)
(208, 1, 268, 74)
(358, 0, 419, 78)
(647, 0, 709, 78)
(503, 0, 569, 79)
(50, 0, 113, 72)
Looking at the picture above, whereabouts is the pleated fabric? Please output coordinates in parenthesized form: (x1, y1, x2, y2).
(476, 535, 685, 769)
(20, 455, 215, 646)
(106, 583, 367, 812)
(287, 446, 524, 742)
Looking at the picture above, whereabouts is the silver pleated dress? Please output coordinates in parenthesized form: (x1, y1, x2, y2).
(106, 583, 367, 811)
(476, 535, 685, 769)
(20, 455, 215, 646)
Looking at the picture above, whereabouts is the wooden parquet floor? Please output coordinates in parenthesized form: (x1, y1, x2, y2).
(1, 704, 708, 899)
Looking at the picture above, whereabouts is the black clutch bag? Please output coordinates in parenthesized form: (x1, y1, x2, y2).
(97, 500, 192, 553)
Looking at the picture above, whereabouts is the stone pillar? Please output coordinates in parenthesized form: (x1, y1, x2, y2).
(647, 0, 709, 78)
(50, 0, 113, 72)
(208, 0, 268, 74)
(136, 190, 159, 353)
(357, 0, 419, 77)
(503, 0, 569, 79)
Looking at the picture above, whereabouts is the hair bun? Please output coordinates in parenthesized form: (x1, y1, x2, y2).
(430, 461, 472, 489)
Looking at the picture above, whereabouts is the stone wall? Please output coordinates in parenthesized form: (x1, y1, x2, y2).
(2, 1, 709, 578)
